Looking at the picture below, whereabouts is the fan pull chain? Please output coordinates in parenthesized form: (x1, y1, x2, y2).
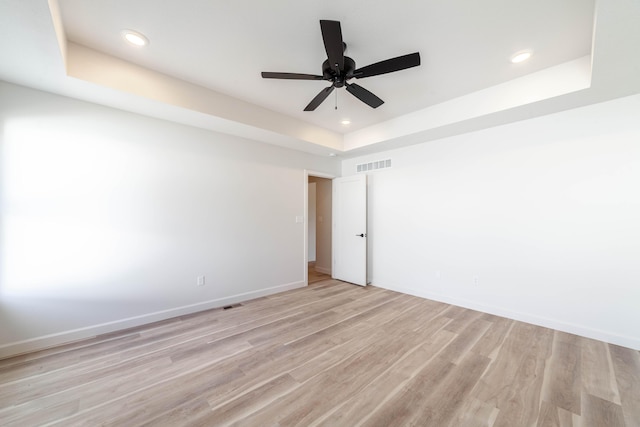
(335, 89, 338, 110)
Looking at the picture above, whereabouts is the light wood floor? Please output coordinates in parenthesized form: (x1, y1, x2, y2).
(0, 278, 638, 426)
(308, 264, 331, 284)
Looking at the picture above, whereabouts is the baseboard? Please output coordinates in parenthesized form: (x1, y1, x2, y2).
(0, 280, 305, 360)
(314, 266, 331, 275)
(373, 282, 640, 351)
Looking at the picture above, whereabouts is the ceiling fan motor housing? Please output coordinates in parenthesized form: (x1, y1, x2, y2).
(322, 57, 356, 87)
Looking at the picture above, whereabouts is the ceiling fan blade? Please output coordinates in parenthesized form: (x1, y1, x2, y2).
(320, 20, 344, 73)
(345, 83, 384, 108)
(304, 86, 335, 111)
(261, 72, 324, 80)
(354, 52, 421, 79)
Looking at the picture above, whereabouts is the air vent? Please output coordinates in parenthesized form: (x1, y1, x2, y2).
(356, 159, 392, 173)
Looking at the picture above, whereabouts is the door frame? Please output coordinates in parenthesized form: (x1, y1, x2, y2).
(304, 170, 337, 286)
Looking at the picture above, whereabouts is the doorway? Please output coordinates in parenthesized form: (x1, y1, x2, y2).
(306, 173, 333, 284)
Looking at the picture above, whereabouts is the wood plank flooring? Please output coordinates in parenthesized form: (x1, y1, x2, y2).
(0, 277, 638, 426)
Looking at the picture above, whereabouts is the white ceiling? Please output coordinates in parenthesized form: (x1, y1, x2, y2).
(1, 0, 639, 157)
(57, 0, 594, 132)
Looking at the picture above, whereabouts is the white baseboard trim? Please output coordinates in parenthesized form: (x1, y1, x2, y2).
(373, 282, 640, 351)
(314, 266, 331, 275)
(0, 281, 305, 360)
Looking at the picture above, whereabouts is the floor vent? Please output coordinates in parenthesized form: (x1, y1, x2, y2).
(356, 158, 392, 173)
(223, 303, 242, 310)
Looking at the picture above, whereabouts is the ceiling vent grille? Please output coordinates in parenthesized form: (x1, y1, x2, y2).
(356, 159, 392, 173)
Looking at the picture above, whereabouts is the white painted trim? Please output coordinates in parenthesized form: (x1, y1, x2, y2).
(0, 281, 305, 360)
(306, 170, 336, 179)
(372, 282, 640, 351)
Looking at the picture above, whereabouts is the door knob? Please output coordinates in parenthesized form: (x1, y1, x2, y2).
(355, 233, 366, 237)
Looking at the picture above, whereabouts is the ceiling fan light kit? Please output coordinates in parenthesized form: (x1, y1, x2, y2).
(261, 20, 421, 111)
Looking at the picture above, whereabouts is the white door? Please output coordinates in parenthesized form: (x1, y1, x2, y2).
(332, 174, 367, 286)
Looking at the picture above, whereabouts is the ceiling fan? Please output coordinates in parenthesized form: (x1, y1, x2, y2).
(261, 20, 421, 111)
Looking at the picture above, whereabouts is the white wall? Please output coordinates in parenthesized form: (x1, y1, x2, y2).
(0, 82, 339, 358)
(2, 80, 639, 357)
(343, 94, 640, 350)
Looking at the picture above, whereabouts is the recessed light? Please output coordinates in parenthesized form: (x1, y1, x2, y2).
(328, 153, 337, 157)
(122, 30, 149, 47)
(510, 50, 532, 64)
(340, 119, 351, 125)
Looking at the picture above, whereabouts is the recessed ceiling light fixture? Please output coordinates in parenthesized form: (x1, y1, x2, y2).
(328, 153, 337, 157)
(340, 119, 351, 125)
(121, 30, 149, 47)
(510, 50, 532, 64)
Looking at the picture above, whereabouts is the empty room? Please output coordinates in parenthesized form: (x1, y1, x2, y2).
(1, 0, 639, 425)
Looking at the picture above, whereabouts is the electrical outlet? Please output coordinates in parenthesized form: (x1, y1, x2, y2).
(197, 276, 205, 286)
(473, 276, 479, 285)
